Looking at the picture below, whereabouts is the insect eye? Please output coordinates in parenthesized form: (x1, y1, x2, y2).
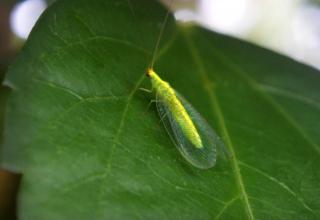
(146, 68, 152, 77)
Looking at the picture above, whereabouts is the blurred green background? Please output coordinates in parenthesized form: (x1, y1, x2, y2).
(0, 0, 319, 219)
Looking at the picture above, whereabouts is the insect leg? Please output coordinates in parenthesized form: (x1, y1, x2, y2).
(139, 87, 153, 93)
(148, 99, 157, 109)
(141, 99, 158, 116)
(158, 110, 168, 124)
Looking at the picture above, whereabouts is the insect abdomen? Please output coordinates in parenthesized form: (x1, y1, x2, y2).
(166, 93, 203, 148)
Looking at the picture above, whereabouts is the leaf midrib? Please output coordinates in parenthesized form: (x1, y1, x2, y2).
(181, 26, 319, 218)
(181, 29, 255, 220)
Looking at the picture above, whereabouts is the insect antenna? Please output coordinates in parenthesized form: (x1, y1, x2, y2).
(149, 0, 174, 69)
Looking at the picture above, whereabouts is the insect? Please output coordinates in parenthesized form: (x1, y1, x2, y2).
(144, 1, 227, 169)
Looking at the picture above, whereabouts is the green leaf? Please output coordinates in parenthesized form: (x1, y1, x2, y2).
(2, 0, 320, 219)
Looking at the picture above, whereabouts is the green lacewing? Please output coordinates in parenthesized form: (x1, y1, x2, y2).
(145, 1, 227, 169)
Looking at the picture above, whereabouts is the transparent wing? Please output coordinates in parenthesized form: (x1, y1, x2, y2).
(156, 91, 227, 169)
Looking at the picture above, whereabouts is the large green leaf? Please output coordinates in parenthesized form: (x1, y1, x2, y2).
(2, 0, 320, 219)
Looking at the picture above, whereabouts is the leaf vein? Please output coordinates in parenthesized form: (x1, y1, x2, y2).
(239, 161, 315, 214)
(182, 29, 255, 220)
(32, 77, 84, 100)
(207, 46, 320, 156)
(65, 36, 148, 54)
(259, 84, 320, 111)
(96, 73, 145, 218)
(146, 163, 226, 205)
(214, 195, 240, 220)
(71, 8, 96, 36)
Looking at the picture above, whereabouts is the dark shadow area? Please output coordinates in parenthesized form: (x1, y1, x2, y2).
(0, 170, 21, 220)
(0, 2, 21, 219)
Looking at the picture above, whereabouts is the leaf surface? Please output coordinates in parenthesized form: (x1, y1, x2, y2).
(2, 0, 320, 219)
